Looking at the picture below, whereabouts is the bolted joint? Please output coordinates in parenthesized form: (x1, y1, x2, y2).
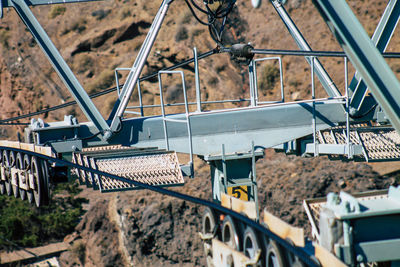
(102, 130, 113, 141)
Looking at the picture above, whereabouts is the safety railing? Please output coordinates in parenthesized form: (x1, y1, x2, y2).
(114, 47, 252, 118)
(308, 55, 351, 159)
(158, 70, 193, 175)
(249, 56, 285, 105)
(115, 46, 359, 159)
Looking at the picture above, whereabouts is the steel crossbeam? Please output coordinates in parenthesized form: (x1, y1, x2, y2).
(34, 99, 352, 155)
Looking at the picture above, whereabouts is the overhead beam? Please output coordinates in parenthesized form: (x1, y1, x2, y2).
(313, 0, 400, 133)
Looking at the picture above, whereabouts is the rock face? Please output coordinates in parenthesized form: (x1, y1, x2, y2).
(115, 195, 205, 267)
(1, 0, 397, 140)
(59, 199, 125, 267)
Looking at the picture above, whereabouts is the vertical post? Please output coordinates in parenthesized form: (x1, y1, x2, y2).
(311, 57, 318, 156)
(222, 144, 228, 194)
(137, 81, 144, 116)
(251, 142, 259, 221)
(158, 72, 169, 150)
(193, 47, 202, 112)
(253, 60, 259, 105)
(345, 57, 351, 159)
(180, 72, 194, 177)
(278, 57, 285, 102)
(248, 60, 256, 107)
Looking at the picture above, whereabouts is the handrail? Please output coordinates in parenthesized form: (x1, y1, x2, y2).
(251, 56, 285, 104)
(158, 70, 194, 176)
(124, 98, 251, 111)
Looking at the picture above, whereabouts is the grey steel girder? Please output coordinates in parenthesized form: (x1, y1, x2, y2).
(11, 0, 111, 136)
(313, 0, 400, 134)
(349, 0, 400, 116)
(33, 100, 353, 155)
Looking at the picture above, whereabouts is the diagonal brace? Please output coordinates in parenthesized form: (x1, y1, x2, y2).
(270, 0, 342, 99)
(11, 0, 111, 137)
(109, 0, 173, 133)
(349, 0, 400, 116)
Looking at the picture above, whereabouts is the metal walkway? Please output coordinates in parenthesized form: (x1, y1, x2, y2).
(317, 126, 400, 161)
(72, 146, 184, 192)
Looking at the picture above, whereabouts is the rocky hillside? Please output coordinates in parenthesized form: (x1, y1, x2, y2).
(0, 0, 399, 266)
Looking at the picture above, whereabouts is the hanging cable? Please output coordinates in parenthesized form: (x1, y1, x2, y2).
(184, 0, 237, 46)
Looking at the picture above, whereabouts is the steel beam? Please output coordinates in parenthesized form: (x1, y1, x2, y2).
(11, 0, 110, 137)
(34, 100, 351, 155)
(270, 0, 342, 98)
(349, 0, 400, 116)
(313, 0, 400, 134)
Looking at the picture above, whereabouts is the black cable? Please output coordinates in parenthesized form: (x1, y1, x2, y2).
(0, 49, 218, 125)
(186, 0, 236, 46)
(208, 24, 224, 46)
(190, 0, 209, 14)
(184, 0, 211, 25)
(349, 103, 378, 119)
(0, 145, 320, 267)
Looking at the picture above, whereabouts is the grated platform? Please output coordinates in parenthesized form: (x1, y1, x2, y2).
(72, 146, 184, 192)
(317, 126, 400, 161)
